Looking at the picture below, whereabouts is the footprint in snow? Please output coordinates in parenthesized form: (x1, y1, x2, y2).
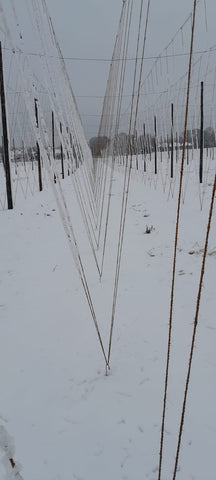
(118, 418, 126, 425)
(147, 249, 156, 257)
(178, 269, 186, 275)
(139, 377, 150, 385)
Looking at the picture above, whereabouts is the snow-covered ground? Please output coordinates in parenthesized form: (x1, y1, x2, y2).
(0, 153, 215, 479)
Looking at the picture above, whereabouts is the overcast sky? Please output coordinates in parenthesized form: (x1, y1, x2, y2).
(44, 0, 215, 138)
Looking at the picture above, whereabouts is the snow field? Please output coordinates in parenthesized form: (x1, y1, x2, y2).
(0, 155, 216, 479)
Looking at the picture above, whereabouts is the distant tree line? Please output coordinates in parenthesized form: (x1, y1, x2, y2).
(89, 136, 110, 157)
(89, 126, 216, 157)
(183, 127, 216, 148)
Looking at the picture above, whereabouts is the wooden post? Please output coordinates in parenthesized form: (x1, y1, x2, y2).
(191, 128, 194, 159)
(148, 134, 152, 162)
(52, 111, 55, 160)
(160, 136, 163, 162)
(67, 151, 70, 176)
(135, 130, 138, 170)
(13, 138, 17, 174)
(1, 135, 5, 168)
(34, 97, 39, 128)
(36, 141, 42, 191)
(167, 134, 170, 159)
(143, 123, 146, 172)
(34, 98, 42, 191)
(69, 132, 74, 173)
(187, 138, 189, 165)
(154, 115, 157, 174)
(66, 126, 70, 175)
(22, 138, 26, 170)
(141, 125, 144, 163)
(0, 42, 13, 209)
(171, 103, 174, 178)
(199, 81, 203, 183)
(60, 122, 64, 179)
(176, 131, 178, 162)
(31, 146, 34, 171)
(51, 111, 56, 183)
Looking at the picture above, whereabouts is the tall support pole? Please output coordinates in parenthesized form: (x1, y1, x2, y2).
(0, 42, 13, 209)
(34, 98, 42, 191)
(60, 122, 64, 179)
(154, 115, 157, 174)
(171, 103, 174, 178)
(158, 1, 198, 479)
(199, 81, 204, 183)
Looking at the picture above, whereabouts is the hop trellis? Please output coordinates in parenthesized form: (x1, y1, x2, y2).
(0, 1, 216, 479)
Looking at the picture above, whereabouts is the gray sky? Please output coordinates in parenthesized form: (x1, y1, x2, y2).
(36, 1, 216, 138)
